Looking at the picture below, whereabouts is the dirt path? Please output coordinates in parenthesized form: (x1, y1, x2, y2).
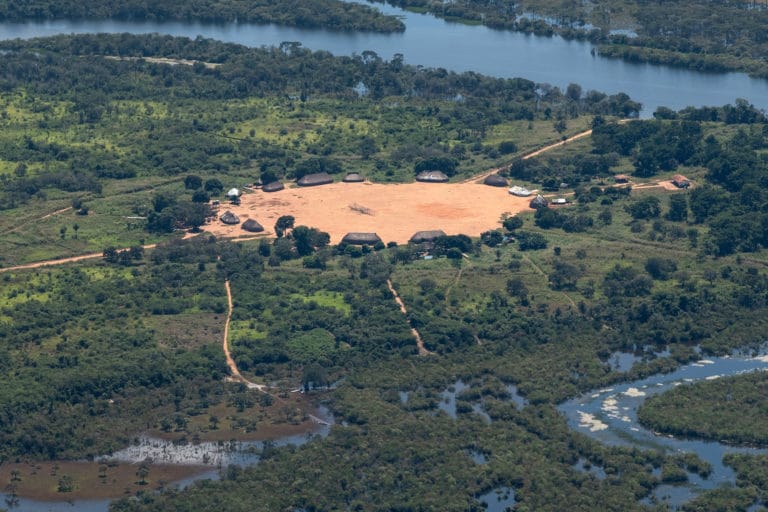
(222, 280, 266, 391)
(387, 279, 432, 356)
(463, 128, 594, 184)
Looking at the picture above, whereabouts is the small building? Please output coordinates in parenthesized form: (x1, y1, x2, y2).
(298, 172, 333, 187)
(262, 181, 285, 193)
(614, 174, 629, 183)
(483, 174, 508, 187)
(409, 230, 446, 244)
(343, 172, 365, 183)
(509, 185, 532, 197)
(672, 175, 691, 188)
(241, 219, 264, 233)
(551, 197, 568, 205)
(220, 211, 240, 225)
(341, 232, 382, 245)
(226, 188, 240, 199)
(529, 194, 549, 209)
(415, 170, 449, 183)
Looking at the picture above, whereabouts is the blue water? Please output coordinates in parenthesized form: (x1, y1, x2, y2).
(0, 2, 766, 116)
(559, 356, 768, 507)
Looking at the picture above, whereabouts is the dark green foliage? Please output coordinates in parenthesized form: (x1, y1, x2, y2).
(516, 231, 547, 251)
(665, 194, 688, 222)
(0, 0, 405, 32)
(639, 372, 768, 446)
(626, 196, 661, 220)
(644, 257, 677, 280)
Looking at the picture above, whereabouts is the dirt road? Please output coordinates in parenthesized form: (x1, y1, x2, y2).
(387, 279, 432, 356)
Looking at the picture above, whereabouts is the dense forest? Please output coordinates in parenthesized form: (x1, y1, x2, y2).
(0, 0, 404, 32)
(638, 371, 768, 446)
(2, 33, 768, 511)
(373, 0, 768, 77)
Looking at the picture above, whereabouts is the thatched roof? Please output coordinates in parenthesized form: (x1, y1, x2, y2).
(241, 219, 264, 233)
(298, 172, 333, 187)
(343, 172, 365, 183)
(483, 174, 508, 187)
(220, 211, 240, 225)
(614, 174, 629, 183)
(415, 171, 449, 183)
(341, 232, 382, 245)
(410, 230, 446, 243)
(529, 194, 549, 209)
(262, 181, 284, 192)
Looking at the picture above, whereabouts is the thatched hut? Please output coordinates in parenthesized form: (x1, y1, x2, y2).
(529, 194, 549, 209)
(262, 181, 285, 193)
(298, 172, 333, 187)
(241, 219, 264, 233)
(614, 174, 629, 183)
(343, 172, 365, 183)
(483, 174, 508, 187)
(672, 175, 691, 188)
(409, 230, 446, 244)
(220, 211, 240, 225)
(341, 232, 382, 245)
(415, 171, 449, 183)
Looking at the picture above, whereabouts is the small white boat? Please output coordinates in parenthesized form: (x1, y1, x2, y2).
(508, 185, 532, 197)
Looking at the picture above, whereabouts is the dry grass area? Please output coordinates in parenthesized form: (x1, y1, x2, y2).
(0, 460, 208, 501)
(204, 182, 534, 243)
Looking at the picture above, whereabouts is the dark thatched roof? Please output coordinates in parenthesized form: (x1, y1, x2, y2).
(410, 230, 447, 243)
(343, 172, 365, 183)
(298, 172, 333, 187)
(529, 194, 549, 209)
(341, 232, 382, 245)
(262, 181, 284, 192)
(241, 219, 264, 233)
(483, 174, 508, 187)
(415, 171, 449, 183)
(220, 211, 240, 225)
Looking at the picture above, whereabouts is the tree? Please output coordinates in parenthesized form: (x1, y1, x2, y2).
(291, 225, 330, 256)
(59, 225, 67, 239)
(72, 223, 79, 239)
(549, 260, 582, 290)
(503, 216, 523, 231)
(103, 247, 118, 264)
(184, 175, 202, 190)
(275, 215, 295, 238)
(626, 196, 661, 220)
(136, 462, 150, 485)
(516, 231, 547, 251)
(204, 178, 223, 194)
(666, 194, 688, 222)
(192, 189, 210, 203)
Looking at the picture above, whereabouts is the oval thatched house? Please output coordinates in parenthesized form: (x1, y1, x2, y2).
(529, 194, 549, 209)
(262, 181, 284, 192)
(409, 230, 446, 243)
(241, 219, 264, 233)
(298, 172, 333, 187)
(343, 172, 365, 183)
(415, 171, 449, 183)
(341, 232, 382, 245)
(483, 174, 508, 187)
(220, 211, 240, 225)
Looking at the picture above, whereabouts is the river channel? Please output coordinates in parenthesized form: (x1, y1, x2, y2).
(0, 1, 766, 116)
(559, 354, 768, 507)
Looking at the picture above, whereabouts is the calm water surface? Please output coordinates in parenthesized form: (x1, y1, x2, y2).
(0, 2, 766, 116)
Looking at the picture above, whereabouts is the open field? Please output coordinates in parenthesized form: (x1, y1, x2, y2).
(205, 182, 534, 244)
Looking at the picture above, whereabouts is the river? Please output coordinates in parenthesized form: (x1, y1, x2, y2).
(559, 354, 768, 508)
(0, 2, 766, 117)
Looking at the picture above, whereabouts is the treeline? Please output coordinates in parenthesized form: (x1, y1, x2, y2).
(0, 0, 404, 32)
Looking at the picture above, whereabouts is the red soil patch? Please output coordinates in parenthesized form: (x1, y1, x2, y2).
(204, 182, 533, 244)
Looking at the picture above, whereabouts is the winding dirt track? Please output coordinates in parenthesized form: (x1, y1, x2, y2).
(387, 279, 432, 356)
(222, 279, 266, 391)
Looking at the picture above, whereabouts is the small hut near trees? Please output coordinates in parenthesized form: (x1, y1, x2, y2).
(220, 211, 240, 225)
(410, 230, 446, 243)
(483, 174, 508, 187)
(262, 181, 285, 192)
(341, 232, 382, 245)
(415, 171, 449, 183)
(343, 172, 365, 183)
(614, 174, 629, 183)
(672, 175, 691, 188)
(241, 219, 264, 232)
(298, 172, 333, 187)
(529, 194, 549, 209)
